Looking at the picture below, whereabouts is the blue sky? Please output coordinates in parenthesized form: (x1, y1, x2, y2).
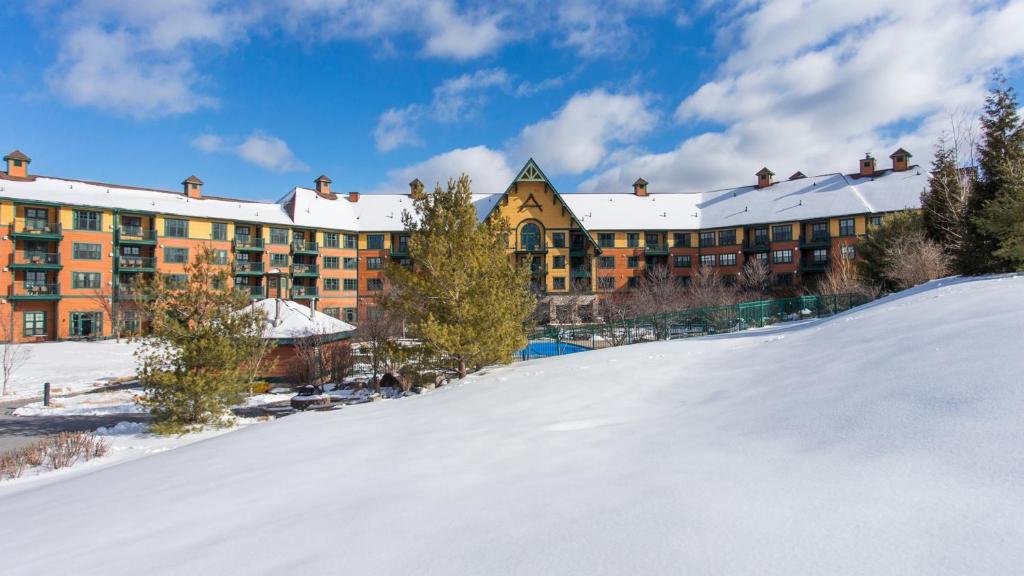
(1, 1, 1022, 201)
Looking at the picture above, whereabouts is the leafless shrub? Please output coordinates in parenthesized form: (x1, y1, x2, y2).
(288, 332, 324, 392)
(739, 258, 772, 299)
(818, 245, 881, 301)
(0, 310, 31, 396)
(688, 268, 736, 309)
(0, 432, 109, 481)
(884, 232, 950, 290)
(325, 343, 353, 386)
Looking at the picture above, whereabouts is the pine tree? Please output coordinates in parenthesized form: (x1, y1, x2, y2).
(963, 74, 1024, 273)
(386, 175, 535, 378)
(922, 135, 973, 270)
(136, 247, 273, 433)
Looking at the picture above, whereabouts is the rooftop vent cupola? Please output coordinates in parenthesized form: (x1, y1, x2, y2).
(182, 175, 203, 198)
(859, 153, 876, 177)
(789, 171, 807, 180)
(889, 148, 912, 172)
(633, 177, 649, 197)
(4, 150, 30, 178)
(347, 191, 360, 203)
(409, 178, 425, 199)
(314, 174, 334, 198)
(756, 167, 774, 188)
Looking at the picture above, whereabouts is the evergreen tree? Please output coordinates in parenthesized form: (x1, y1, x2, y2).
(963, 74, 1024, 272)
(136, 247, 273, 433)
(386, 175, 535, 378)
(922, 135, 973, 270)
(857, 211, 926, 291)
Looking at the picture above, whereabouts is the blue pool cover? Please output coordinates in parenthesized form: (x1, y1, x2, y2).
(518, 340, 590, 360)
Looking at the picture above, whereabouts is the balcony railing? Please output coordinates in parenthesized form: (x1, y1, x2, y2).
(570, 267, 592, 278)
(119, 256, 156, 270)
(118, 226, 157, 243)
(644, 244, 669, 255)
(291, 240, 319, 254)
(237, 285, 265, 299)
(234, 261, 265, 274)
(800, 233, 831, 248)
(290, 286, 318, 298)
(12, 218, 62, 238)
(743, 238, 771, 252)
(515, 242, 547, 253)
(234, 236, 264, 250)
(12, 251, 61, 267)
(291, 263, 319, 276)
(10, 282, 60, 298)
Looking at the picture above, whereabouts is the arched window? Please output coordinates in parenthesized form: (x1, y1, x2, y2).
(520, 222, 542, 251)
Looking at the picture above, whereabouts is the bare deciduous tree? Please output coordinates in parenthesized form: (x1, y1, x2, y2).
(0, 310, 31, 396)
(90, 287, 121, 342)
(884, 232, 950, 290)
(739, 258, 773, 298)
(688, 267, 736, 309)
(356, 305, 404, 395)
(288, 331, 325, 392)
(924, 111, 977, 264)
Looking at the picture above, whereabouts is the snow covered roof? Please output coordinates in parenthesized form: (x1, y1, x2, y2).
(249, 299, 355, 341)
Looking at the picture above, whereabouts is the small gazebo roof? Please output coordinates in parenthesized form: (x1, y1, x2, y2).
(249, 299, 355, 343)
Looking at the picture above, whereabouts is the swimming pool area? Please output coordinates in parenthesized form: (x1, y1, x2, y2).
(518, 340, 591, 360)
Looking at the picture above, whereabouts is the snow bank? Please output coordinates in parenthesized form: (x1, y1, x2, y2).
(0, 275, 1022, 575)
(1, 340, 139, 400)
(95, 421, 151, 436)
(12, 389, 146, 416)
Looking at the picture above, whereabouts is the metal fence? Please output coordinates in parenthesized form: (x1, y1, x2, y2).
(516, 293, 870, 362)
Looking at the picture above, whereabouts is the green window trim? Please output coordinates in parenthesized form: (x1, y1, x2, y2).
(73, 210, 102, 231)
(72, 242, 102, 260)
(366, 257, 384, 270)
(324, 278, 340, 291)
(366, 234, 385, 250)
(323, 233, 340, 248)
(164, 247, 189, 264)
(72, 272, 102, 289)
(269, 228, 289, 244)
(23, 311, 46, 337)
(323, 256, 340, 269)
(343, 278, 358, 291)
(212, 222, 228, 241)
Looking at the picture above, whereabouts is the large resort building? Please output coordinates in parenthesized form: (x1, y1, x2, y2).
(0, 149, 923, 342)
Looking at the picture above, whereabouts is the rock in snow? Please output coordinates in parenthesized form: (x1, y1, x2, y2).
(0, 275, 1022, 575)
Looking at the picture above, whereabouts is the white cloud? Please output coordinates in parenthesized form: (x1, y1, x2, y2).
(508, 90, 657, 175)
(191, 131, 308, 173)
(374, 146, 514, 196)
(374, 107, 425, 152)
(582, 0, 1024, 193)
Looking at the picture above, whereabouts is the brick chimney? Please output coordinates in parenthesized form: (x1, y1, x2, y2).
(347, 191, 360, 202)
(409, 178, 425, 199)
(889, 148, 912, 172)
(756, 167, 774, 188)
(314, 174, 334, 198)
(859, 154, 876, 177)
(632, 178, 649, 197)
(182, 175, 203, 198)
(3, 150, 30, 178)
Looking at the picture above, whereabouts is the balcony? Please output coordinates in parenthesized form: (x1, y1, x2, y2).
(643, 244, 669, 256)
(569, 244, 588, 256)
(118, 256, 156, 272)
(799, 233, 831, 249)
(11, 218, 62, 240)
(291, 263, 319, 277)
(234, 236, 264, 251)
(290, 286, 318, 299)
(291, 240, 319, 254)
(10, 251, 62, 270)
(117, 226, 157, 245)
(515, 242, 547, 254)
(115, 285, 149, 300)
(570, 267, 592, 278)
(234, 261, 265, 275)
(10, 282, 60, 300)
(800, 258, 830, 273)
(742, 239, 771, 253)
(237, 285, 265, 299)
(390, 244, 410, 257)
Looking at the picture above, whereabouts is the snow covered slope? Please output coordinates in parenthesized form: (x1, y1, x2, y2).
(1, 276, 1022, 575)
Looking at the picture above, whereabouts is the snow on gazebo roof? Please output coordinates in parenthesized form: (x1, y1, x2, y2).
(249, 299, 355, 342)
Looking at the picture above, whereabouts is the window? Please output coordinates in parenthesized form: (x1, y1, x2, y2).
(869, 215, 883, 227)
(552, 276, 566, 290)
(164, 218, 188, 238)
(367, 278, 383, 291)
(164, 247, 189, 264)
(73, 210, 101, 231)
(269, 228, 289, 244)
(645, 233, 660, 248)
(69, 312, 102, 338)
(772, 249, 793, 264)
(343, 308, 357, 323)
(810, 222, 829, 240)
(551, 232, 566, 248)
(753, 228, 769, 245)
(598, 256, 615, 269)
(23, 311, 46, 337)
(323, 232, 339, 248)
(627, 256, 639, 268)
(699, 232, 716, 247)
(270, 253, 289, 267)
(366, 234, 385, 249)
(718, 230, 737, 246)
(673, 233, 691, 248)
(812, 248, 829, 264)
(597, 277, 615, 290)
(120, 311, 140, 334)
(626, 233, 640, 248)
(700, 254, 716, 267)
(323, 307, 340, 319)
(73, 242, 102, 260)
(839, 218, 856, 237)
(772, 225, 792, 242)
(674, 255, 691, 268)
(754, 252, 768, 263)
(344, 234, 357, 249)
(212, 222, 228, 241)
(324, 278, 340, 291)
(840, 245, 856, 260)
(343, 278, 358, 291)
(598, 233, 615, 248)
(323, 256, 340, 269)
(213, 250, 229, 265)
(343, 257, 357, 270)
(25, 208, 49, 228)
(366, 257, 384, 270)
(719, 253, 737, 267)
(552, 256, 566, 269)
(25, 271, 47, 286)
(627, 277, 640, 289)
(235, 225, 251, 238)
(520, 223, 542, 250)
(164, 274, 189, 288)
